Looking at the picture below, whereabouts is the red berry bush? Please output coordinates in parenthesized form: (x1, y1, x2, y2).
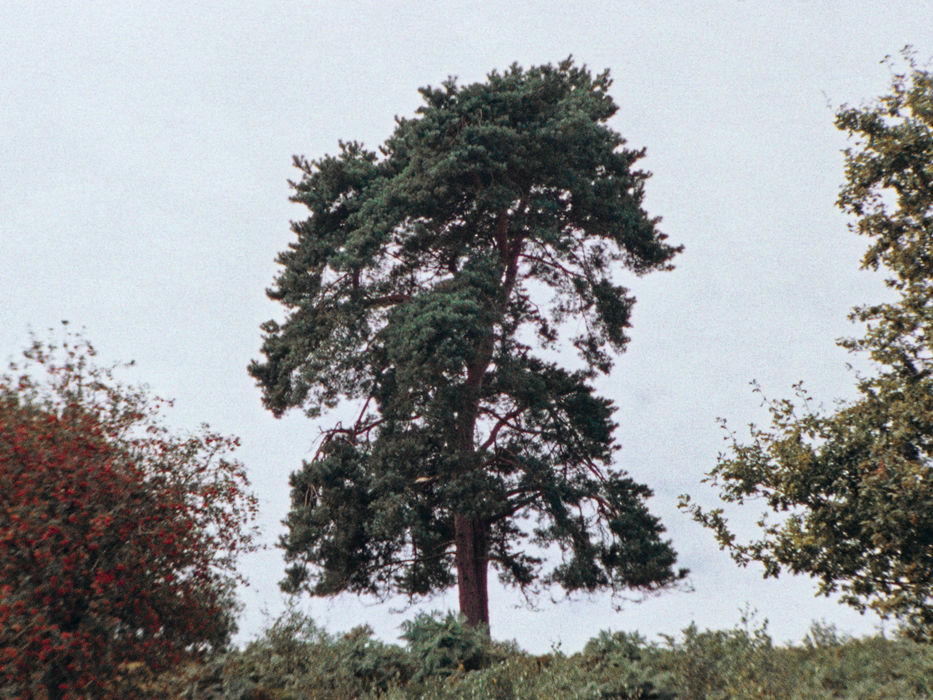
(0, 332, 260, 699)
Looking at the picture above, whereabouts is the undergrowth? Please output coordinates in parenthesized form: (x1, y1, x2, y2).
(153, 610, 933, 699)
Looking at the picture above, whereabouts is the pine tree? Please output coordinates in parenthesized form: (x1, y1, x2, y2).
(251, 58, 687, 628)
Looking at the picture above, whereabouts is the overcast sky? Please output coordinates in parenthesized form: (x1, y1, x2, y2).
(3, 1, 933, 653)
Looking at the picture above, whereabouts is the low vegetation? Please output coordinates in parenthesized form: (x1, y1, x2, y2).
(0, 333, 260, 699)
(151, 610, 933, 700)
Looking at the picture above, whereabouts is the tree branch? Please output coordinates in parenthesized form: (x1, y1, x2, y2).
(490, 493, 541, 522)
(479, 407, 525, 451)
(519, 252, 585, 280)
(362, 293, 411, 308)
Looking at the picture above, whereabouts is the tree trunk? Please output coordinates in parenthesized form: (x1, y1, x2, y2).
(454, 513, 490, 630)
(452, 234, 511, 631)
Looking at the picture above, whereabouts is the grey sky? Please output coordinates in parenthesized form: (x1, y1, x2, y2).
(3, 1, 933, 652)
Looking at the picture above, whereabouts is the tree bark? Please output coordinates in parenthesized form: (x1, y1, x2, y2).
(451, 210, 517, 631)
(454, 513, 490, 629)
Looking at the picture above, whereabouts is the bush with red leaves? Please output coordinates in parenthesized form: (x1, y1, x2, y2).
(0, 331, 260, 699)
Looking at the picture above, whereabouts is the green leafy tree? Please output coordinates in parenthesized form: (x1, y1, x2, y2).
(0, 332, 260, 699)
(250, 58, 687, 628)
(681, 53, 933, 634)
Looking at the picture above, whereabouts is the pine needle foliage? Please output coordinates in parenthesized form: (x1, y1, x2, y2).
(250, 57, 686, 628)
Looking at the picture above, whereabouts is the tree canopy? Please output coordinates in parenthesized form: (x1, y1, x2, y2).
(251, 58, 687, 628)
(0, 332, 260, 699)
(681, 53, 933, 636)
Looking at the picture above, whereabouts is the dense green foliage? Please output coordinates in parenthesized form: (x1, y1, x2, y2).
(681, 54, 933, 632)
(399, 611, 519, 682)
(0, 332, 260, 699)
(250, 57, 686, 627)
(164, 610, 933, 700)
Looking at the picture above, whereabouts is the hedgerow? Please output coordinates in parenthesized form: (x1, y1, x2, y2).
(166, 610, 933, 700)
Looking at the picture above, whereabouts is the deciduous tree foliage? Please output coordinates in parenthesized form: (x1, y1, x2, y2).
(251, 59, 687, 628)
(0, 333, 260, 699)
(682, 54, 933, 634)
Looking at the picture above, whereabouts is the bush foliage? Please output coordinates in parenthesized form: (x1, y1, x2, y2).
(0, 332, 260, 699)
(165, 609, 933, 700)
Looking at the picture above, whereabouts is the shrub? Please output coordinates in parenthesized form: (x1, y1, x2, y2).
(657, 615, 800, 700)
(794, 625, 933, 699)
(205, 608, 413, 700)
(164, 612, 933, 700)
(401, 611, 518, 682)
(0, 331, 260, 699)
(580, 631, 675, 699)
